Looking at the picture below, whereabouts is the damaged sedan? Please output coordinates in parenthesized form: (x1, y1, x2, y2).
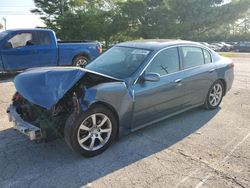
(7, 40, 234, 157)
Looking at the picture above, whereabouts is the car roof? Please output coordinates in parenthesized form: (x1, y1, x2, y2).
(5, 28, 53, 33)
(116, 39, 202, 50)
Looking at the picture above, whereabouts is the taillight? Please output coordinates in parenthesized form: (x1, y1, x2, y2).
(98, 46, 102, 54)
(229, 63, 234, 69)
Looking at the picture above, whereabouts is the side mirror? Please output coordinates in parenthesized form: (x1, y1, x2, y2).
(4, 42, 13, 49)
(142, 73, 160, 82)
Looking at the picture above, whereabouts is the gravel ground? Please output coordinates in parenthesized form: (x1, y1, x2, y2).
(0, 53, 249, 188)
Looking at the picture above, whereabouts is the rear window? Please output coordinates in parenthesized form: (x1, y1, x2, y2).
(35, 32, 51, 45)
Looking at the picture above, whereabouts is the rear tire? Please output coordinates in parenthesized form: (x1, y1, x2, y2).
(204, 80, 224, 110)
(64, 105, 117, 157)
(72, 55, 89, 67)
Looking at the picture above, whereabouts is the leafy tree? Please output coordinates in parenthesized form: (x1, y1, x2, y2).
(118, 0, 250, 40)
(204, 9, 250, 42)
(31, 0, 250, 43)
(55, 1, 122, 46)
(31, 0, 70, 31)
(167, 0, 250, 39)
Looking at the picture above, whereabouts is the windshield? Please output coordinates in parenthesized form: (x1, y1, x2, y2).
(0, 31, 9, 40)
(86, 46, 151, 79)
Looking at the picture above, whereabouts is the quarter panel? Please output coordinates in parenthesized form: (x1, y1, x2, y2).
(214, 57, 234, 93)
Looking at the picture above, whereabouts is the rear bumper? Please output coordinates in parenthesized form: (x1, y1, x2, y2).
(7, 105, 42, 140)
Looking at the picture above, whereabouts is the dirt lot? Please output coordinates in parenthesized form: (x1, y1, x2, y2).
(0, 53, 249, 188)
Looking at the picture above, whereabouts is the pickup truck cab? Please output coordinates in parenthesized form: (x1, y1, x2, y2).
(0, 29, 102, 72)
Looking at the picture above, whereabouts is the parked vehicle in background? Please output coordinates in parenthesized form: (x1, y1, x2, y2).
(7, 40, 234, 157)
(0, 29, 102, 72)
(220, 42, 234, 51)
(210, 43, 225, 51)
(234, 41, 250, 52)
(227, 42, 237, 46)
(200, 42, 221, 52)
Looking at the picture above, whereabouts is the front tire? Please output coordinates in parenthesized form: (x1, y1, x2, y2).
(64, 105, 117, 157)
(204, 80, 224, 110)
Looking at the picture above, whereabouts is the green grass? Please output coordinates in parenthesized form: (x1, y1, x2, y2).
(219, 52, 238, 58)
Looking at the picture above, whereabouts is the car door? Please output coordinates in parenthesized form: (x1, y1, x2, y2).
(1, 31, 57, 71)
(1, 32, 40, 71)
(131, 47, 186, 129)
(33, 31, 57, 67)
(178, 46, 217, 107)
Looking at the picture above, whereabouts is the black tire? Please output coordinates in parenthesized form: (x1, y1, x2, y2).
(64, 105, 118, 157)
(204, 80, 225, 110)
(72, 55, 89, 67)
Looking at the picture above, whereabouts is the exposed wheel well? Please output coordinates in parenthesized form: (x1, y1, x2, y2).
(90, 101, 120, 138)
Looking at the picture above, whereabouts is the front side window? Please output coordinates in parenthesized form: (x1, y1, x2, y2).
(86, 46, 151, 79)
(146, 47, 180, 76)
(181, 47, 204, 69)
(7, 33, 34, 48)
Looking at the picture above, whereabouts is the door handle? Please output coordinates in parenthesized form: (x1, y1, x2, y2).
(209, 69, 215, 73)
(175, 79, 182, 83)
(174, 79, 183, 86)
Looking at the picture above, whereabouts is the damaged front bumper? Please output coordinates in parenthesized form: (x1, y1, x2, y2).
(7, 105, 42, 140)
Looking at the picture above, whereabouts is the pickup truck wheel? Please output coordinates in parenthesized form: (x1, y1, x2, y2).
(73, 56, 88, 67)
(64, 105, 117, 157)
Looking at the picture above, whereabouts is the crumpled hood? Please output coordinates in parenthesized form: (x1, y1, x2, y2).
(14, 67, 86, 109)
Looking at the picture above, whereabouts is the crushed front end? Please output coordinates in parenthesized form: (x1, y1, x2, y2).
(7, 91, 77, 141)
(7, 67, 120, 141)
(8, 104, 42, 140)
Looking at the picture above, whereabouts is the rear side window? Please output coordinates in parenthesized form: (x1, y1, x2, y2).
(146, 47, 180, 76)
(181, 47, 204, 69)
(35, 32, 51, 45)
(203, 49, 212, 63)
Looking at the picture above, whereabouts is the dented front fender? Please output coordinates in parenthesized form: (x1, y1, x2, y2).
(80, 82, 134, 135)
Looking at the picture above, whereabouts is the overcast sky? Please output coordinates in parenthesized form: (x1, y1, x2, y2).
(0, 0, 44, 31)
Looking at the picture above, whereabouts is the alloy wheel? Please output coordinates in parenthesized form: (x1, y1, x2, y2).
(77, 113, 112, 151)
(76, 58, 88, 67)
(209, 83, 223, 107)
